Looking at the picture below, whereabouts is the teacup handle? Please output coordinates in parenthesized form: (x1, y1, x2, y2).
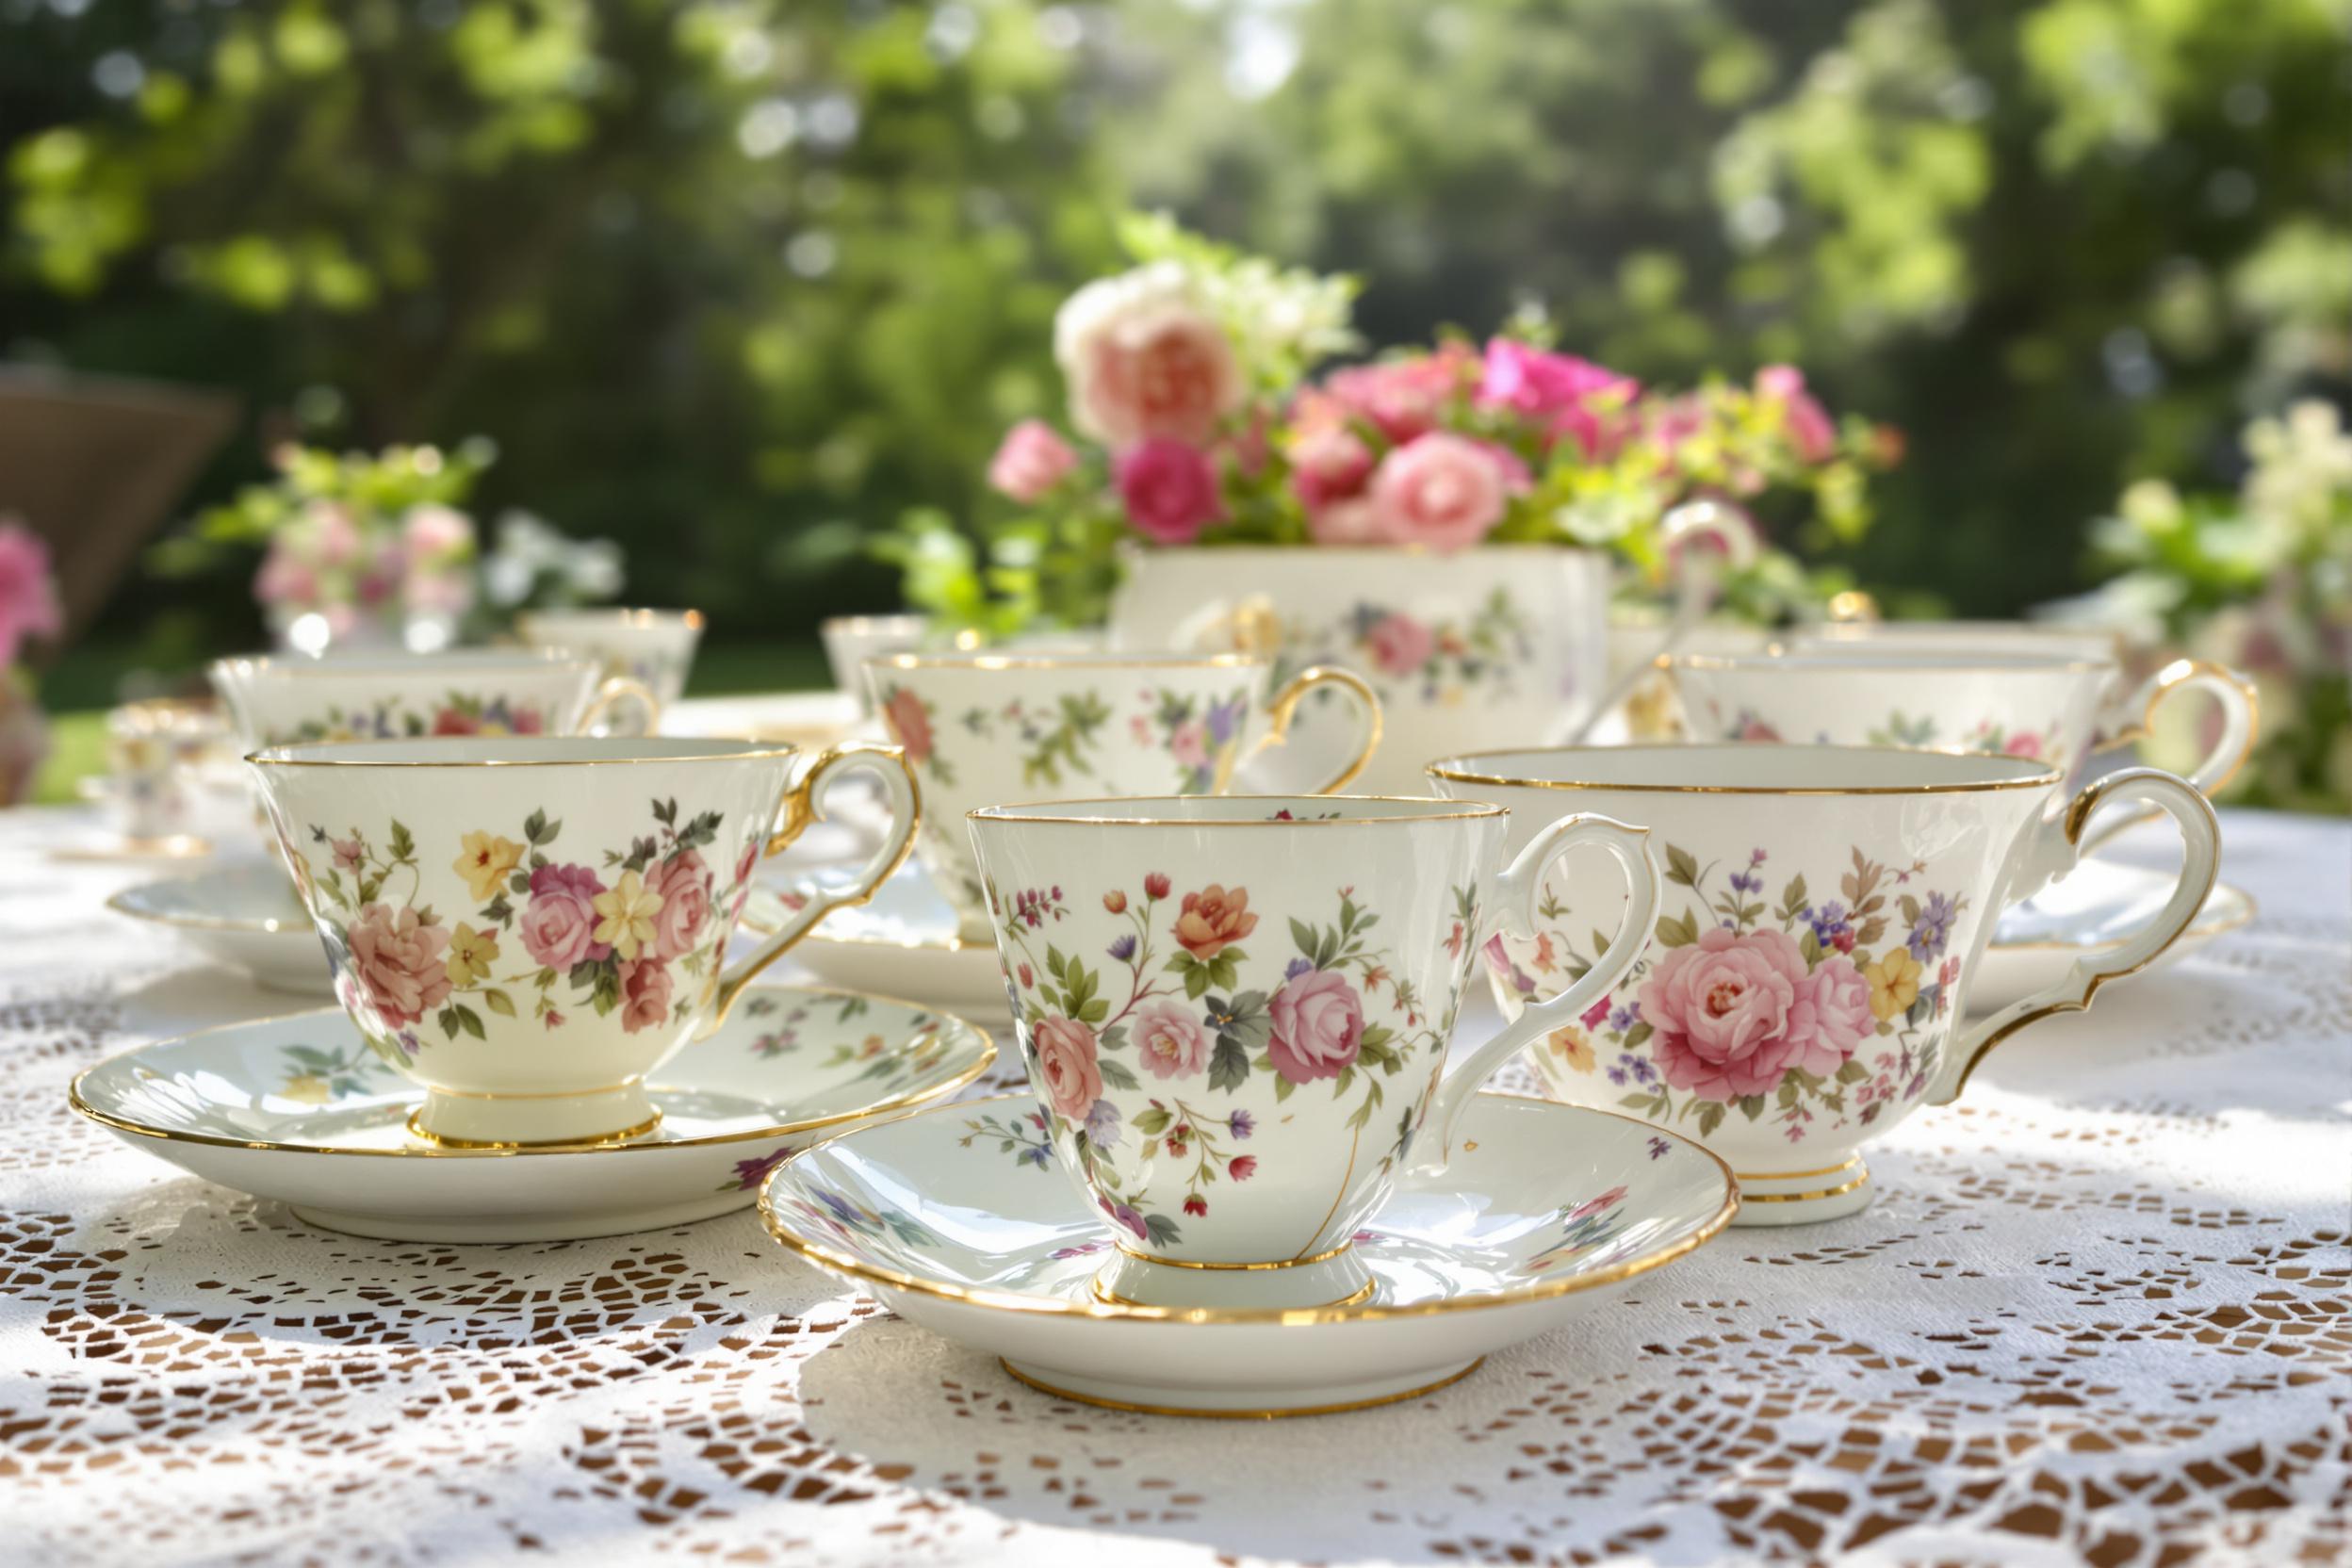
(708, 742, 921, 1027)
(2077, 659, 2257, 852)
(1406, 813, 1661, 1175)
(1569, 500, 1758, 743)
(581, 676, 662, 739)
(1928, 766, 2219, 1104)
(1232, 665, 1384, 793)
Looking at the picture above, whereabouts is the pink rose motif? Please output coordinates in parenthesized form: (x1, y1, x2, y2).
(2003, 732, 2044, 760)
(518, 862, 612, 971)
(1116, 438, 1224, 545)
(345, 902, 452, 1030)
(649, 848, 715, 961)
(1056, 268, 1243, 447)
(1033, 1015, 1103, 1119)
(1364, 612, 1435, 678)
(332, 837, 364, 874)
(1756, 365, 1837, 464)
(1737, 717, 1784, 743)
(1368, 433, 1519, 551)
(0, 524, 61, 668)
(880, 687, 933, 765)
(619, 956, 673, 1035)
(988, 419, 1079, 502)
(1132, 999, 1210, 1080)
(431, 707, 478, 736)
(1640, 926, 1825, 1101)
(1476, 339, 1638, 457)
(1322, 344, 1477, 444)
(1266, 969, 1365, 1084)
(1783, 955, 1873, 1076)
(1566, 1184, 1627, 1223)
(1286, 420, 1375, 514)
(1168, 718, 1210, 773)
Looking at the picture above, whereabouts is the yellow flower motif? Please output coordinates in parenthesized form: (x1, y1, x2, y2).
(1867, 948, 1923, 1021)
(1544, 1025, 1596, 1073)
(592, 868, 664, 960)
(445, 922, 500, 988)
(453, 830, 525, 902)
(280, 1073, 331, 1105)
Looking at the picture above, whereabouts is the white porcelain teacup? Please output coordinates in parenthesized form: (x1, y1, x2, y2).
(247, 735, 918, 1147)
(869, 652, 1384, 940)
(1429, 744, 2221, 1224)
(518, 607, 705, 710)
(211, 649, 658, 747)
(966, 793, 1661, 1309)
(1665, 647, 2255, 848)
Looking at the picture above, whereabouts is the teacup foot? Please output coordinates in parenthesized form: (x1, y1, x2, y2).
(1729, 1154, 1872, 1226)
(408, 1083, 662, 1150)
(1001, 1355, 1483, 1418)
(1090, 1243, 1375, 1311)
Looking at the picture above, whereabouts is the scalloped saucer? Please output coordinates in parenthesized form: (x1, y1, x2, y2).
(743, 869, 1005, 1013)
(72, 986, 993, 1242)
(108, 858, 332, 995)
(760, 1093, 1737, 1417)
(1976, 859, 2254, 1014)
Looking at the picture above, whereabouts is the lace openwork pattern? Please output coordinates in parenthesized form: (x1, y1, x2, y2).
(2, 808, 2344, 1566)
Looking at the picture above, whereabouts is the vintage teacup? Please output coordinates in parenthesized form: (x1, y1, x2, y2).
(247, 736, 918, 1147)
(1429, 744, 2221, 1224)
(101, 700, 215, 845)
(1787, 618, 2126, 664)
(211, 649, 659, 747)
(868, 652, 1384, 940)
(1665, 647, 2255, 847)
(517, 607, 705, 709)
(965, 794, 1661, 1308)
(821, 615, 939, 715)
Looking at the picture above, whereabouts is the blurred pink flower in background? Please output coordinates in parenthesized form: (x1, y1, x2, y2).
(0, 522, 64, 668)
(1477, 339, 1638, 457)
(988, 419, 1078, 502)
(1323, 342, 1477, 444)
(1055, 262, 1244, 447)
(1368, 432, 1523, 550)
(1116, 437, 1225, 544)
(1756, 365, 1838, 464)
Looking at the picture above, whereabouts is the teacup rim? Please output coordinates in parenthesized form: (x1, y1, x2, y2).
(970, 793, 1506, 825)
(247, 735, 801, 769)
(1429, 743, 2064, 794)
(516, 606, 706, 630)
(872, 650, 1264, 673)
(1667, 648, 2113, 675)
(211, 647, 602, 680)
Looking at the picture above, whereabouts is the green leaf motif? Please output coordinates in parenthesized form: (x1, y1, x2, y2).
(482, 988, 516, 1018)
(1664, 843, 1701, 888)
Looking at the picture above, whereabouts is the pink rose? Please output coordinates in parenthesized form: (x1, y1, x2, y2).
(988, 419, 1079, 502)
(1476, 340, 1638, 458)
(1305, 498, 1388, 547)
(649, 848, 715, 961)
(1322, 344, 1476, 444)
(251, 547, 317, 614)
(1785, 956, 1873, 1074)
(518, 862, 611, 971)
(1169, 718, 1210, 772)
(1132, 999, 1210, 1080)
(1756, 366, 1837, 464)
(1363, 612, 1434, 678)
(1116, 438, 1224, 545)
(345, 902, 452, 1030)
(1266, 969, 1365, 1084)
(880, 686, 934, 765)
(401, 504, 475, 564)
(1367, 433, 1519, 551)
(1033, 1015, 1103, 1119)
(2003, 732, 2043, 760)
(619, 956, 673, 1035)
(1641, 927, 1824, 1101)
(1286, 421, 1375, 514)
(1055, 265, 1243, 446)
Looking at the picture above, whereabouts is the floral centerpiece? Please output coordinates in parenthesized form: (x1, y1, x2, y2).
(0, 520, 63, 804)
(888, 216, 1900, 636)
(2068, 399, 2351, 812)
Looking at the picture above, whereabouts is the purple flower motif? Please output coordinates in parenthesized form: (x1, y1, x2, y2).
(1609, 1002, 1642, 1032)
(1108, 934, 1138, 961)
(1907, 890, 1958, 961)
(1628, 1056, 1657, 1086)
(1646, 1135, 1670, 1160)
(1284, 956, 1314, 980)
(1228, 1109, 1255, 1140)
(1018, 1144, 1052, 1169)
(1206, 695, 1245, 745)
(1084, 1098, 1122, 1149)
(1606, 1063, 1628, 1086)
(731, 1146, 794, 1190)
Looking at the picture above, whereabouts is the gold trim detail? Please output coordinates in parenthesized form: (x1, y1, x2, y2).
(406, 1106, 665, 1150)
(1668, 649, 2114, 675)
(65, 986, 994, 1160)
(1738, 1170, 1871, 1203)
(1113, 1239, 1354, 1271)
(1088, 1277, 1377, 1310)
(997, 1356, 1483, 1419)
(871, 650, 1264, 672)
(1733, 1153, 1862, 1182)
(1247, 663, 1382, 794)
(969, 795, 1507, 827)
(756, 1092, 1741, 1327)
(1429, 744, 2063, 796)
(2090, 656, 2262, 796)
(520, 606, 704, 631)
(247, 739, 802, 769)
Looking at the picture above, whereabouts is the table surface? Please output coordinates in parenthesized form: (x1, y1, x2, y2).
(3, 799, 2346, 1568)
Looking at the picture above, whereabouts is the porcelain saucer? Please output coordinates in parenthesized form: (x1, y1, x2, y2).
(743, 869, 1004, 1013)
(109, 858, 333, 995)
(72, 985, 994, 1243)
(1975, 859, 2254, 1014)
(760, 1093, 1737, 1417)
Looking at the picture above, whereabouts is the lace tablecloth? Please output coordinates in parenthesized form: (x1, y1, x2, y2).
(4, 803, 2346, 1567)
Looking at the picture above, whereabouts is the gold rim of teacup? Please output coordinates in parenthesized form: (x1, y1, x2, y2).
(871, 651, 1265, 672)
(1667, 649, 2114, 674)
(519, 607, 705, 631)
(244, 737, 804, 769)
(1429, 743, 2064, 796)
(212, 648, 602, 680)
(968, 795, 1508, 826)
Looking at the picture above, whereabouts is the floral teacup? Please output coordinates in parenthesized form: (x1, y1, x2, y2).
(517, 607, 704, 710)
(868, 652, 1382, 940)
(1665, 647, 2255, 849)
(966, 794, 1660, 1308)
(1429, 744, 2221, 1224)
(247, 736, 918, 1147)
(211, 649, 659, 747)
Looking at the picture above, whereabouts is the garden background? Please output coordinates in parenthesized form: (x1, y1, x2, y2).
(3, 0, 2346, 789)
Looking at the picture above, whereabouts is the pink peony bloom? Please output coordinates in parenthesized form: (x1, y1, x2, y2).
(1116, 438, 1224, 545)
(1033, 1015, 1103, 1119)
(518, 862, 612, 971)
(1055, 264, 1244, 447)
(648, 848, 715, 961)
(1756, 366, 1837, 464)
(988, 420, 1079, 502)
(1322, 344, 1477, 444)
(618, 956, 673, 1035)
(1368, 433, 1520, 551)
(1266, 969, 1365, 1084)
(1132, 998, 1211, 1080)
(1477, 340, 1638, 458)
(1642, 926, 1858, 1101)
(1363, 612, 1434, 678)
(345, 902, 452, 1030)
(1286, 420, 1376, 514)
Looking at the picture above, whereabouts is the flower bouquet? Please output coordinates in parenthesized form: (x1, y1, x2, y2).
(0, 520, 63, 804)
